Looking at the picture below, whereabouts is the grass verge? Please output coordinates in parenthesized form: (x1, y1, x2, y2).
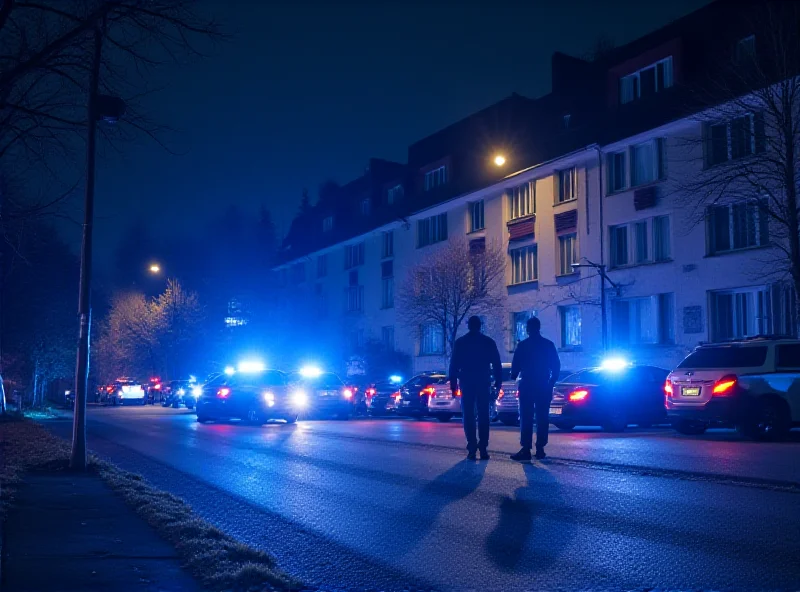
(0, 417, 303, 591)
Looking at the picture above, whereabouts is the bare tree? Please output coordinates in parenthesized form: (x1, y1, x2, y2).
(0, 0, 224, 219)
(397, 238, 506, 360)
(675, 2, 800, 328)
(153, 278, 203, 379)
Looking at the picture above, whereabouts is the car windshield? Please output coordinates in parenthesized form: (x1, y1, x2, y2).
(678, 346, 768, 369)
(227, 371, 287, 388)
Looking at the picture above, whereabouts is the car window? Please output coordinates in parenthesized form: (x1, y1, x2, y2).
(559, 369, 601, 383)
(776, 344, 800, 368)
(227, 371, 287, 388)
(407, 374, 447, 388)
(677, 346, 768, 369)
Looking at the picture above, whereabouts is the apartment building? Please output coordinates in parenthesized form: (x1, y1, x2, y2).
(275, 0, 798, 375)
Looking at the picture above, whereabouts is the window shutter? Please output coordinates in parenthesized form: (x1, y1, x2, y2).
(754, 112, 766, 153)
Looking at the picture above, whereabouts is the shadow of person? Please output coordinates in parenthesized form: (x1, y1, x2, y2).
(485, 462, 569, 572)
(395, 458, 488, 556)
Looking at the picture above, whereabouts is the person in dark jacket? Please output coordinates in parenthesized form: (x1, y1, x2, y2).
(510, 316, 561, 461)
(449, 316, 503, 460)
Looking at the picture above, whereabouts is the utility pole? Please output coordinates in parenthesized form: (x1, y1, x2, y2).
(70, 21, 103, 471)
(572, 258, 618, 353)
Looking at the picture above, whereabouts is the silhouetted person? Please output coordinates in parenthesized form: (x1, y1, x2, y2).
(510, 317, 561, 461)
(449, 316, 502, 460)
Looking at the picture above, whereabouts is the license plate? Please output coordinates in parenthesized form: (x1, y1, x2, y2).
(550, 407, 562, 415)
(437, 394, 451, 400)
(436, 402, 449, 406)
(681, 387, 701, 397)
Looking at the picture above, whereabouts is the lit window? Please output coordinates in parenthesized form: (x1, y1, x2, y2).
(424, 165, 447, 191)
(558, 233, 578, 275)
(619, 56, 673, 104)
(508, 181, 535, 219)
(511, 311, 536, 350)
(557, 167, 577, 203)
(510, 245, 537, 285)
(560, 306, 581, 347)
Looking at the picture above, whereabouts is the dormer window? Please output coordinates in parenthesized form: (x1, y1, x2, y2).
(387, 184, 403, 205)
(619, 56, 673, 104)
(424, 165, 447, 191)
(323, 216, 334, 233)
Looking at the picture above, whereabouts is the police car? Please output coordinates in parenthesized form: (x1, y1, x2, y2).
(666, 337, 800, 441)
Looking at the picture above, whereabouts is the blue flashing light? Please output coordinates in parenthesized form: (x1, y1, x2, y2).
(238, 360, 266, 373)
(600, 357, 631, 372)
(389, 375, 403, 384)
(224, 366, 236, 376)
(299, 365, 323, 379)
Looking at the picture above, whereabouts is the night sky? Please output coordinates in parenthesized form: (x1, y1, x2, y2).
(89, 0, 710, 269)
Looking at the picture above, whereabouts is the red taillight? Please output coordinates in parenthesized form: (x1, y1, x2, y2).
(420, 386, 435, 397)
(217, 388, 230, 398)
(366, 388, 376, 397)
(568, 389, 589, 402)
(453, 389, 462, 397)
(712, 375, 737, 396)
(497, 389, 504, 400)
(343, 388, 353, 399)
(664, 380, 673, 397)
(393, 390, 401, 400)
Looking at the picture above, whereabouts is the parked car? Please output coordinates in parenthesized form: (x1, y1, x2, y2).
(666, 337, 800, 441)
(105, 379, 146, 405)
(162, 380, 194, 409)
(395, 371, 448, 419)
(494, 367, 574, 426)
(364, 378, 404, 416)
(288, 371, 355, 419)
(549, 363, 669, 432)
(196, 369, 302, 424)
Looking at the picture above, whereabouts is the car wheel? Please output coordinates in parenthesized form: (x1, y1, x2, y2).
(742, 398, 791, 442)
(196, 415, 210, 424)
(284, 414, 298, 424)
(602, 410, 627, 432)
(672, 419, 707, 435)
(553, 422, 575, 431)
(436, 413, 453, 423)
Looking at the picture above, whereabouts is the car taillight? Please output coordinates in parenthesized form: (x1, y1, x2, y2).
(453, 389, 462, 397)
(497, 389, 504, 400)
(712, 375, 737, 396)
(393, 391, 401, 400)
(366, 388, 376, 397)
(664, 380, 673, 397)
(568, 389, 589, 402)
(217, 388, 230, 398)
(420, 386, 435, 397)
(343, 388, 353, 399)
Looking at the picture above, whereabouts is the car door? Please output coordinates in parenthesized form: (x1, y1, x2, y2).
(775, 343, 800, 422)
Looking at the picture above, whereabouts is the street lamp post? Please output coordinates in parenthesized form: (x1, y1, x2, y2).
(70, 17, 125, 471)
(571, 258, 619, 352)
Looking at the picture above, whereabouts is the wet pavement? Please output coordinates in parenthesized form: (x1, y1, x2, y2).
(43, 407, 800, 591)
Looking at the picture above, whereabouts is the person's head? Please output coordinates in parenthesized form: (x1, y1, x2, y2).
(467, 316, 482, 332)
(526, 316, 541, 336)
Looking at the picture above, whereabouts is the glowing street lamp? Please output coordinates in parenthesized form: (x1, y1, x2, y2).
(149, 264, 161, 274)
(493, 154, 506, 167)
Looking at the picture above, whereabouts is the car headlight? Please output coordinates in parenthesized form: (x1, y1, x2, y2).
(192, 387, 202, 398)
(177, 388, 185, 396)
(263, 391, 275, 407)
(291, 390, 308, 408)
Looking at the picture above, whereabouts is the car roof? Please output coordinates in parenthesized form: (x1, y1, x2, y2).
(697, 336, 800, 347)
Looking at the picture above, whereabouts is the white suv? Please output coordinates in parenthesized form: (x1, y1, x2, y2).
(665, 337, 800, 441)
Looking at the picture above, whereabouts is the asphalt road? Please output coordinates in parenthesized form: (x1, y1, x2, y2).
(44, 407, 800, 592)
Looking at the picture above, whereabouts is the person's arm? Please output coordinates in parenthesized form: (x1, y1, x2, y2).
(491, 340, 503, 392)
(511, 341, 521, 382)
(449, 341, 460, 393)
(548, 341, 562, 390)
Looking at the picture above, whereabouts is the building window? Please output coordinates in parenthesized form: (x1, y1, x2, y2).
(510, 245, 537, 285)
(610, 216, 671, 268)
(558, 233, 578, 276)
(706, 112, 765, 167)
(511, 311, 536, 350)
(420, 323, 444, 355)
(560, 306, 581, 348)
(557, 167, 577, 203)
(381, 230, 394, 259)
(608, 151, 627, 193)
(424, 165, 447, 191)
(709, 286, 770, 341)
(361, 198, 371, 216)
(382, 326, 395, 351)
(734, 35, 756, 64)
(323, 216, 334, 233)
(344, 242, 365, 269)
(290, 262, 305, 284)
(381, 260, 394, 309)
(707, 200, 768, 255)
(317, 254, 328, 278)
(563, 114, 571, 129)
(611, 293, 674, 346)
(619, 56, 673, 104)
(508, 181, 535, 220)
(345, 285, 364, 313)
(387, 184, 404, 205)
(469, 200, 485, 232)
(417, 213, 448, 248)
(631, 139, 665, 186)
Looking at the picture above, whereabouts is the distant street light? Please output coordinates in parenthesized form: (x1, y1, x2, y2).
(149, 264, 161, 274)
(493, 154, 506, 167)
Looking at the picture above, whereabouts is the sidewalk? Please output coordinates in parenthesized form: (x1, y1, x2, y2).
(2, 471, 199, 592)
